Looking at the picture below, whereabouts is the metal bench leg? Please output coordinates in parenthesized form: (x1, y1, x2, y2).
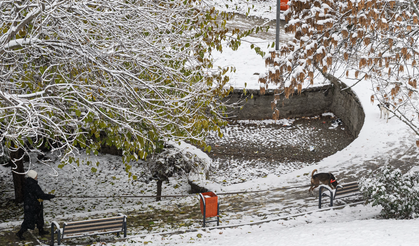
(318, 186, 323, 209)
(50, 224, 54, 246)
(124, 217, 127, 237)
(217, 202, 220, 226)
(57, 229, 61, 245)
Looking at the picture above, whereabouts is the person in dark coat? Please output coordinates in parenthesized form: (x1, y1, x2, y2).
(16, 170, 55, 240)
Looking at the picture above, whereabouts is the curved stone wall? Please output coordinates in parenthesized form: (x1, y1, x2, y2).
(191, 82, 366, 193)
(329, 84, 365, 138)
(224, 83, 364, 138)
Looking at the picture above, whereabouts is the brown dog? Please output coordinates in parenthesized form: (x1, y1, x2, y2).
(308, 169, 338, 194)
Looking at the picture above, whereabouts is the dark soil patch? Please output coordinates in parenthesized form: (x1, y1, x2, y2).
(205, 115, 355, 183)
(208, 116, 354, 163)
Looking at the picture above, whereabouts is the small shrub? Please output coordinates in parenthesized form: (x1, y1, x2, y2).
(359, 165, 419, 219)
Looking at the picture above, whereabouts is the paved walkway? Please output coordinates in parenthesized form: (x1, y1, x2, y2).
(0, 180, 351, 245)
(2, 147, 417, 246)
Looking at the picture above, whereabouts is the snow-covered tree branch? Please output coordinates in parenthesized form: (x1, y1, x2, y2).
(263, 0, 419, 141)
(0, 0, 254, 173)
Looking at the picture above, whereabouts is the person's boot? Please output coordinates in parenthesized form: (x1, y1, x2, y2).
(39, 228, 49, 236)
(16, 230, 25, 240)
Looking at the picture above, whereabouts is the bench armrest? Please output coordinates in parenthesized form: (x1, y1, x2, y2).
(117, 213, 127, 238)
(319, 184, 335, 197)
(51, 221, 62, 246)
(51, 221, 61, 231)
(318, 185, 337, 209)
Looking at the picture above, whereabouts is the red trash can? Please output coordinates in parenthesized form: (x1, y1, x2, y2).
(280, 0, 289, 11)
(199, 191, 219, 227)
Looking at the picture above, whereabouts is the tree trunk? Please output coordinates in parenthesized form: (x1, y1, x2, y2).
(10, 148, 25, 204)
(156, 179, 163, 202)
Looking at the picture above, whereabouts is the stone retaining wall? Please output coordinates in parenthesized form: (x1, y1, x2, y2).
(224, 83, 364, 138)
(329, 84, 365, 138)
(226, 85, 332, 120)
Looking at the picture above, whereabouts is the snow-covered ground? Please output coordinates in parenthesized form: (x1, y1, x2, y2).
(2, 1, 419, 245)
(116, 206, 419, 246)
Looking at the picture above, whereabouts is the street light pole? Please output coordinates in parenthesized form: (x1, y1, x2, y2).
(275, 0, 281, 51)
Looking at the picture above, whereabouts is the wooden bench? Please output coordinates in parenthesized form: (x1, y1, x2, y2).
(318, 181, 362, 208)
(50, 213, 127, 246)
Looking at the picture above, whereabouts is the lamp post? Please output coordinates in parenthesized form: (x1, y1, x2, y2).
(275, 0, 281, 51)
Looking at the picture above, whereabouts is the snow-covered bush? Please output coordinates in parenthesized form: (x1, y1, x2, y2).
(142, 142, 210, 182)
(359, 165, 419, 219)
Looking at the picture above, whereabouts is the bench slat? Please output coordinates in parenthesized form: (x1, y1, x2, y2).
(64, 223, 123, 234)
(65, 220, 123, 229)
(336, 182, 359, 196)
(337, 193, 362, 200)
(64, 223, 123, 233)
(64, 226, 122, 235)
(336, 187, 360, 196)
(65, 216, 124, 226)
(63, 229, 122, 239)
(342, 181, 358, 185)
(340, 185, 358, 190)
(340, 183, 358, 189)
